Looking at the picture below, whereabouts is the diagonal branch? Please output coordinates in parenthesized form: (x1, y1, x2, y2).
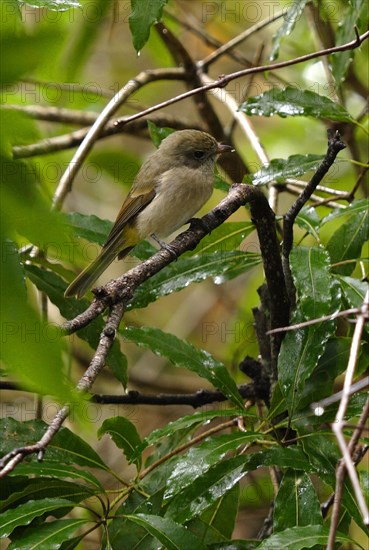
(282, 130, 346, 304)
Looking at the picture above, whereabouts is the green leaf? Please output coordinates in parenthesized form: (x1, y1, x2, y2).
(270, 0, 309, 60)
(0, 478, 94, 513)
(239, 87, 354, 122)
(124, 514, 204, 550)
(108, 490, 165, 548)
(0, 418, 110, 472)
(165, 456, 246, 523)
(164, 432, 263, 500)
(338, 275, 369, 309)
(300, 433, 368, 533)
(25, 265, 128, 387)
(147, 120, 175, 147)
(7, 518, 95, 550)
(0, 239, 75, 402)
(62, 212, 112, 246)
(255, 525, 361, 549)
(8, 462, 104, 491)
(273, 471, 322, 532)
(165, 447, 312, 524)
(129, 0, 168, 53)
(321, 199, 369, 225)
(331, 0, 368, 86)
(132, 409, 244, 462)
(0, 24, 59, 84)
(19, 0, 81, 9)
(278, 320, 336, 416)
(196, 483, 240, 542)
(128, 251, 261, 309)
(279, 246, 341, 414)
(327, 207, 369, 275)
(290, 246, 335, 318)
(190, 222, 255, 255)
(295, 206, 321, 241)
(297, 337, 361, 411)
(247, 155, 325, 186)
(0, 498, 77, 538)
(123, 326, 244, 408)
(98, 417, 142, 469)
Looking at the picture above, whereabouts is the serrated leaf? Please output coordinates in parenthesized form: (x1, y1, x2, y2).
(0, 478, 94, 514)
(338, 275, 368, 309)
(123, 326, 244, 408)
(297, 337, 362, 411)
(132, 409, 244, 462)
(164, 432, 263, 500)
(25, 265, 128, 387)
(165, 447, 312, 524)
(273, 471, 322, 532)
(278, 320, 336, 416)
(295, 206, 321, 241)
(327, 207, 369, 275)
(0, 418, 110, 471)
(331, 0, 368, 86)
(255, 525, 360, 549)
(300, 433, 369, 533)
(8, 462, 104, 491)
(98, 416, 142, 469)
(62, 212, 112, 246)
(190, 222, 255, 255)
(124, 514, 204, 550)
(270, 0, 308, 60)
(0, 498, 77, 538)
(290, 246, 334, 318)
(128, 251, 261, 309)
(239, 87, 354, 122)
(7, 518, 95, 550)
(165, 455, 246, 523)
(321, 199, 369, 225)
(129, 0, 168, 53)
(197, 483, 240, 542)
(247, 155, 325, 186)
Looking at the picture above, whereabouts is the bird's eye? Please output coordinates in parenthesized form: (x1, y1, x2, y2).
(193, 150, 205, 159)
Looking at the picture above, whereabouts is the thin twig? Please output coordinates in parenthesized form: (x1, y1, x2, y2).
(61, 184, 258, 333)
(267, 304, 368, 334)
(114, 30, 369, 129)
(311, 377, 369, 412)
(12, 113, 201, 159)
(0, 302, 125, 477)
(327, 290, 369, 547)
(198, 10, 285, 69)
(200, 74, 269, 166)
(56, 30, 368, 206)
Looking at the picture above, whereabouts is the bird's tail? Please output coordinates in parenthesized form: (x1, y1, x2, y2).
(64, 245, 132, 299)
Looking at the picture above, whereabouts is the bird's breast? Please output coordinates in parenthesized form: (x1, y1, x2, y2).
(134, 166, 214, 238)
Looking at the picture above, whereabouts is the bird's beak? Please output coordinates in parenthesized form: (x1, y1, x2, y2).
(216, 143, 234, 154)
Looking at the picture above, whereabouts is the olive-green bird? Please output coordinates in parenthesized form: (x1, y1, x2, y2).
(65, 129, 232, 298)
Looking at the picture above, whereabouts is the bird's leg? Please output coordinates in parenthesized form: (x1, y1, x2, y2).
(151, 234, 177, 258)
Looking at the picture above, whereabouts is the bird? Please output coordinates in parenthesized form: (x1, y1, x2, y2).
(64, 129, 233, 298)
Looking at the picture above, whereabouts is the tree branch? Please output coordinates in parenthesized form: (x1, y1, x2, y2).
(282, 130, 346, 304)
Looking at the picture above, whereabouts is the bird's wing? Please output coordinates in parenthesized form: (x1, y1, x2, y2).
(102, 187, 156, 250)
